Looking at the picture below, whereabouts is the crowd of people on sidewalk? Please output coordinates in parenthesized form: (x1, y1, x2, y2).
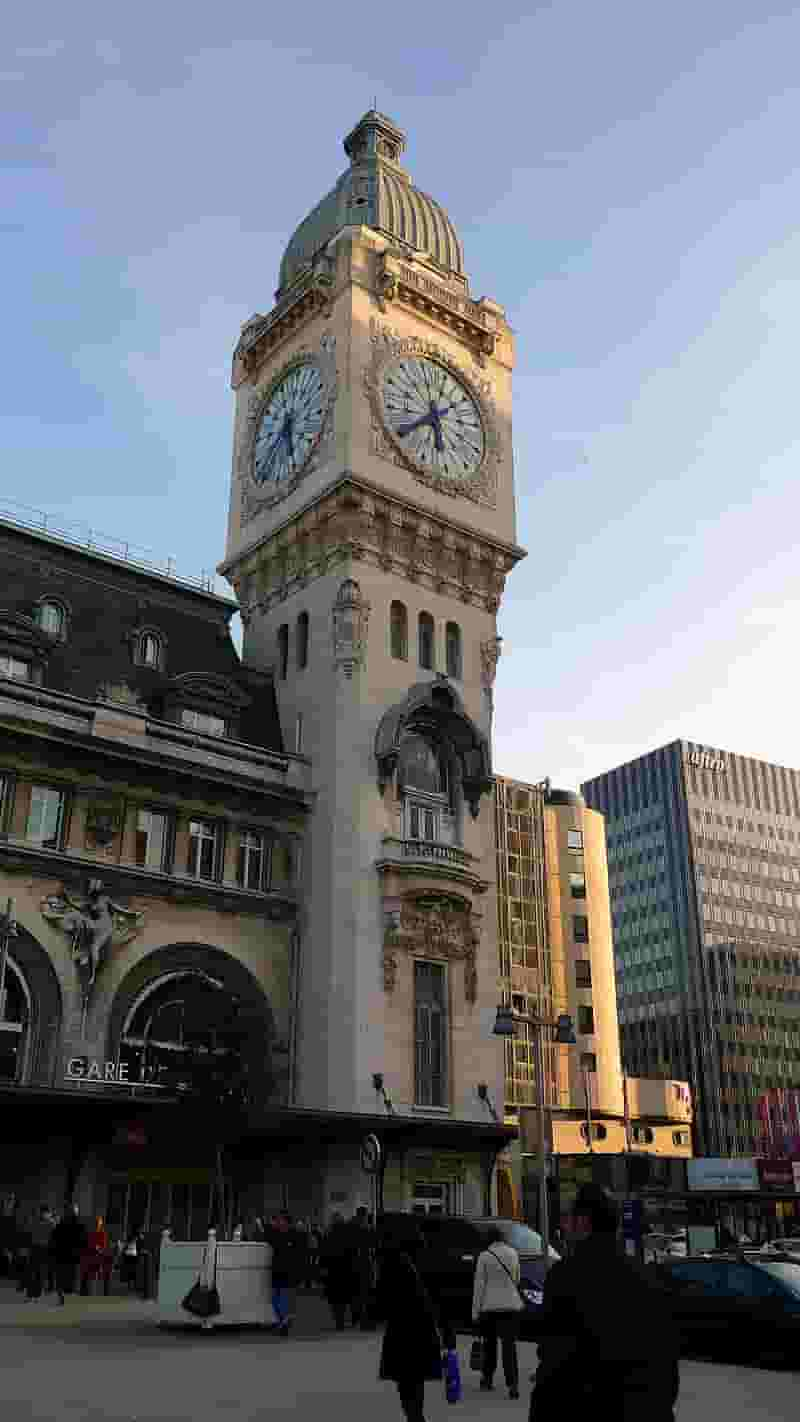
(2, 1187, 681, 1422)
(0, 1195, 145, 1303)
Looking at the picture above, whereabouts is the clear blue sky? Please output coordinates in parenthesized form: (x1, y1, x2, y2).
(5, 3, 800, 789)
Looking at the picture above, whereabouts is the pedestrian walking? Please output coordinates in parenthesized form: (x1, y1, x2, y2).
(320, 1212, 357, 1330)
(532, 1184, 680, 1422)
(265, 1212, 298, 1336)
(378, 1226, 443, 1422)
(50, 1202, 88, 1306)
(350, 1205, 376, 1329)
(471, 1225, 522, 1399)
(24, 1206, 56, 1301)
(80, 1215, 112, 1296)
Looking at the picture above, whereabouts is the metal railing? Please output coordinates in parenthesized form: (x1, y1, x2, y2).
(395, 838, 471, 867)
(0, 498, 220, 594)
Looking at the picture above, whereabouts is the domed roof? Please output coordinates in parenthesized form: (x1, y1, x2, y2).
(277, 111, 465, 296)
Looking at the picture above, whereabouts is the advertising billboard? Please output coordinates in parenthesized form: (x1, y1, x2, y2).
(687, 1158, 759, 1192)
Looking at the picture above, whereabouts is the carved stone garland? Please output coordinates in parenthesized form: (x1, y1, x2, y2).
(383, 893, 479, 1004)
(364, 319, 501, 509)
(239, 332, 338, 525)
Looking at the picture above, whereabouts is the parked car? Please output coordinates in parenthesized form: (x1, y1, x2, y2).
(375, 1214, 559, 1339)
(759, 1237, 800, 1259)
(653, 1252, 800, 1365)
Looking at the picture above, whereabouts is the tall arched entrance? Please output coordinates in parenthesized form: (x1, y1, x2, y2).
(101, 945, 278, 1242)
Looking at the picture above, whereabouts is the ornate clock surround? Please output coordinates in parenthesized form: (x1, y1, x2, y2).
(239, 334, 338, 525)
(364, 320, 501, 508)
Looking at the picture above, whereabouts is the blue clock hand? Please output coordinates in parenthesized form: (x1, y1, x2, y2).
(396, 410, 434, 438)
(429, 403, 445, 453)
(256, 429, 285, 477)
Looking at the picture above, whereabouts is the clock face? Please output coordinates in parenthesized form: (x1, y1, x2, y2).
(253, 361, 326, 486)
(381, 358, 485, 478)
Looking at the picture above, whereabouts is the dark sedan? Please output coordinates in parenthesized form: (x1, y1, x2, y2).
(653, 1253, 800, 1366)
(376, 1214, 559, 1340)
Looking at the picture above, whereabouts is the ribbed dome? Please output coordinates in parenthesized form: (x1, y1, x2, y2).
(277, 111, 465, 296)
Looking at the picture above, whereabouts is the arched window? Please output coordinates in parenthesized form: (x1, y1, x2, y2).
(445, 622, 462, 679)
(277, 625, 289, 681)
(36, 601, 67, 640)
(398, 733, 449, 843)
(137, 631, 163, 670)
(418, 612, 434, 670)
(390, 601, 408, 661)
(296, 612, 309, 670)
(118, 971, 251, 1102)
(0, 958, 30, 1083)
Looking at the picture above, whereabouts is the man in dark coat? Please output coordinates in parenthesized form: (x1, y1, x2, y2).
(265, 1212, 299, 1337)
(319, 1212, 357, 1330)
(378, 1229, 443, 1422)
(531, 1184, 680, 1422)
(50, 1202, 88, 1306)
(350, 1205, 377, 1329)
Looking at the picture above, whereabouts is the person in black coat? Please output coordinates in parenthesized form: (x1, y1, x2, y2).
(532, 1184, 680, 1422)
(50, 1203, 88, 1306)
(319, 1213, 358, 1330)
(378, 1229, 443, 1422)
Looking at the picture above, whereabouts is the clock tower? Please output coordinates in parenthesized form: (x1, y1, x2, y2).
(220, 112, 524, 1217)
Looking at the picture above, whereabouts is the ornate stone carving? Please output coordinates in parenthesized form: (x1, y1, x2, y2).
(41, 879, 144, 1003)
(331, 578, 370, 678)
(383, 892, 479, 1004)
(374, 255, 498, 366)
(239, 334, 338, 525)
(364, 320, 500, 508)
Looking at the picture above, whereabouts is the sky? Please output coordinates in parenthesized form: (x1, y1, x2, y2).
(4, 2, 800, 790)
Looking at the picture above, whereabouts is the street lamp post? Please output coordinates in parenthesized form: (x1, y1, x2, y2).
(493, 1005, 576, 1261)
(0, 898, 17, 1022)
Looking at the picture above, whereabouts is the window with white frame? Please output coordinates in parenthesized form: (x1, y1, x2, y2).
(237, 830, 269, 891)
(0, 656, 30, 682)
(136, 631, 164, 669)
(180, 708, 227, 738)
(36, 601, 66, 639)
(135, 808, 169, 871)
(398, 734, 450, 845)
(186, 819, 219, 880)
(25, 784, 65, 848)
(414, 960, 448, 1108)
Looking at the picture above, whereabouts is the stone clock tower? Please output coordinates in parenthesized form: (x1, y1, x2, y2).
(220, 112, 524, 1215)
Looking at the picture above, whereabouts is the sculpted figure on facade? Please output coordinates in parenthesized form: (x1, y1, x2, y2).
(41, 878, 144, 999)
(383, 893, 479, 1004)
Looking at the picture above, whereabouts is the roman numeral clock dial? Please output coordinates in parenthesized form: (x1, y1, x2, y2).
(252, 361, 326, 487)
(380, 357, 485, 481)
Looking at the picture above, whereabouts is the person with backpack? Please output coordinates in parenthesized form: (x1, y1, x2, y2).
(471, 1226, 522, 1399)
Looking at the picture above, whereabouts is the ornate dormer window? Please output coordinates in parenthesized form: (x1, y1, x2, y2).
(375, 677, 492, 821)
(34, 599, 68, 642)
(0, 611, 52, 687)
(161, 672, 251, 743)
(134, 629, 165, 670)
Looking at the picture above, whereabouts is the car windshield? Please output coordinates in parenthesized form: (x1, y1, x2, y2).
(755, 1261, 800, 1298)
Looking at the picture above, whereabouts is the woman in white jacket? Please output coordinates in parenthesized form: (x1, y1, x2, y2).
(471, 1227, 522, 1399)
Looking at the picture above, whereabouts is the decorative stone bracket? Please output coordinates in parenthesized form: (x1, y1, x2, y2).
(375, 252, 497, 365)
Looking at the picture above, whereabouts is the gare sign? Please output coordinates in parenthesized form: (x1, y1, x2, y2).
(687, 749, 726, 772)
(66, 1056, 132, 1084)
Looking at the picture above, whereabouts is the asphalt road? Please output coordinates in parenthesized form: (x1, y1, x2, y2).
(0, 1292, 794, 1421)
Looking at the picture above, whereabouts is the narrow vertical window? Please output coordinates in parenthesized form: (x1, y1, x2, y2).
(390, 601, 408, 660)
(187, 820, 219, 880)
(135, 809, 168, 870)
(418, 612, 434, 670)
(414, 961, 448, 1108)
(445, 622, 462, 679)
(37, 602, 66, 639)
(140, 633, 162, 669)
(295, 713, 304, 754)
(277, 625, 289, 681)
(296, 612, 309, 670)
(25, 786, 65, 848)
(237, 831, 264, 891)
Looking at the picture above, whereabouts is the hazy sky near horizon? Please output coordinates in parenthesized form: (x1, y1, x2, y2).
(5, 3, 800, 789)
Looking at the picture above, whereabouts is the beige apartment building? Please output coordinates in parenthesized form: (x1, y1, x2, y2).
(495, 777, 692, 1219)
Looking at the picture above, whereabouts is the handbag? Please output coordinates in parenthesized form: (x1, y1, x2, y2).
(469, 1337, 484, 1372)
(181, 1239, 221, 1320)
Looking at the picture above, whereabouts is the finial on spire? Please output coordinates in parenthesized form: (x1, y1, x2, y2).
(343, 110, 407, 164)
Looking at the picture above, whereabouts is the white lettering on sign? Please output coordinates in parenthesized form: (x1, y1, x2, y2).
(66, 1057, 129, 1084)
(688, 750, 726, 772)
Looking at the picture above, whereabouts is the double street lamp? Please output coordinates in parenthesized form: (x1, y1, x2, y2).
(493, 1005, 576, 1261)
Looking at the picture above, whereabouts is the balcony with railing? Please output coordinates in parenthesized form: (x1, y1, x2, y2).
(376, 835, 488, 896)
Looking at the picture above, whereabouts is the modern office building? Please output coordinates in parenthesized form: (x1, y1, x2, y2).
(494, 776, 692, 1218)
(583, 741, 800, 1157)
